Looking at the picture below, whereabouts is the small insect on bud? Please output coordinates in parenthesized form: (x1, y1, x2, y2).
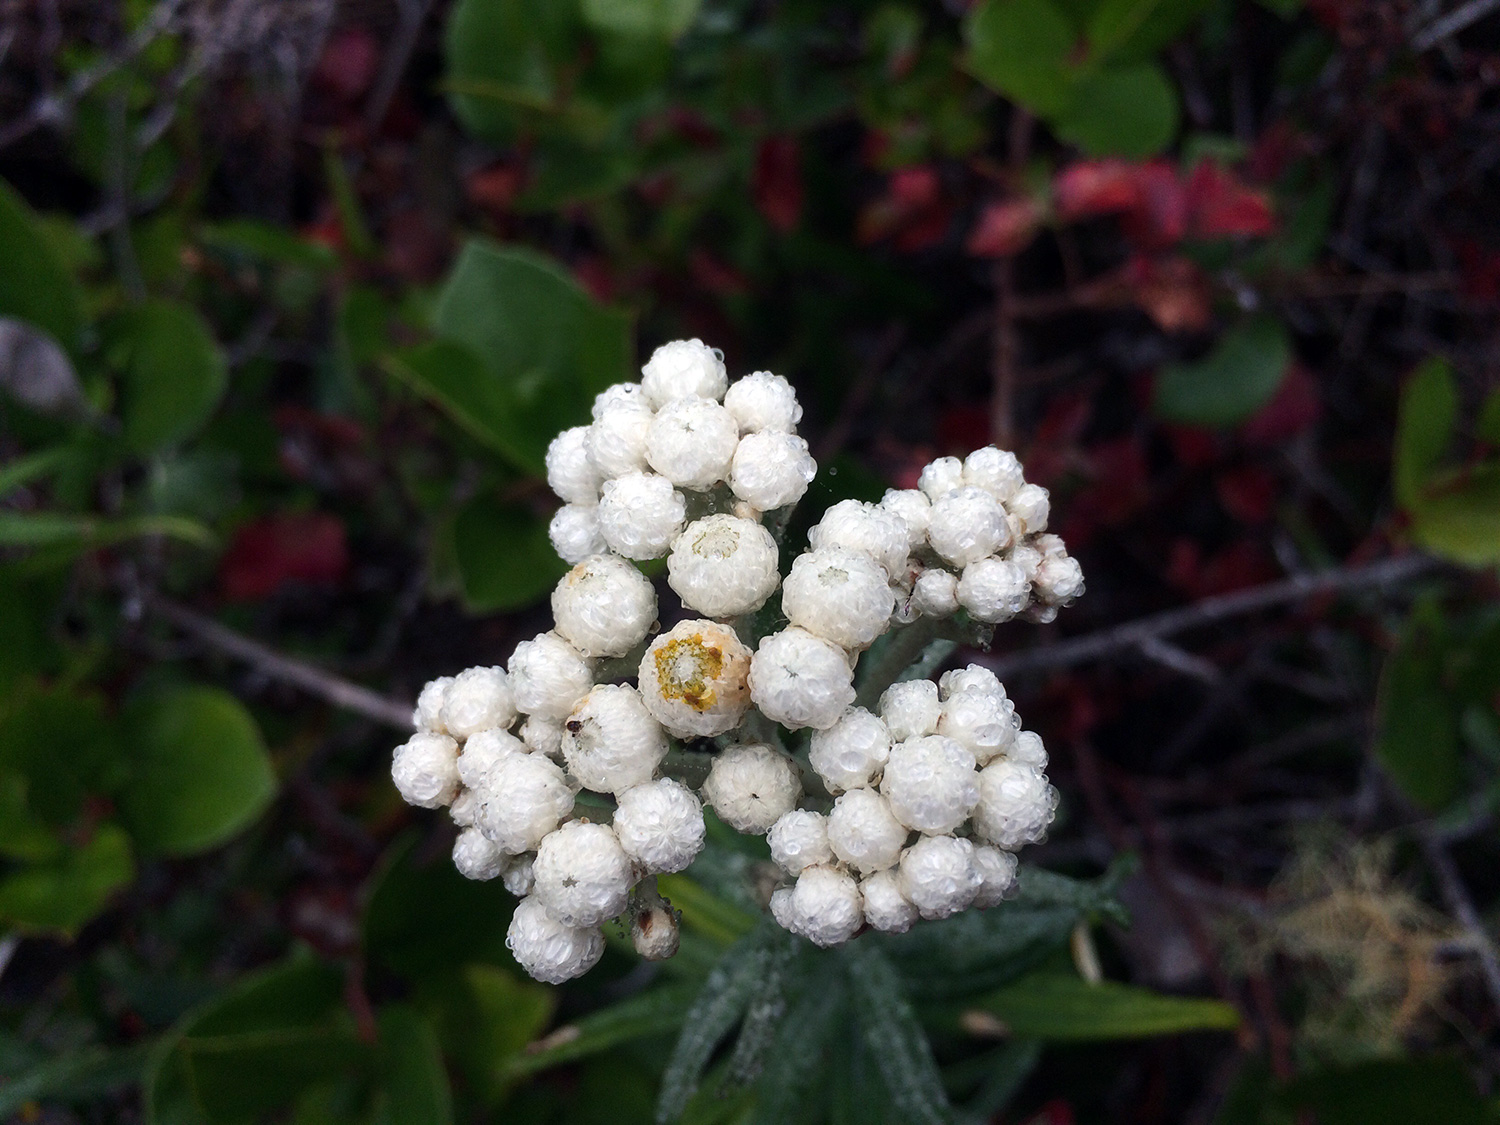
(631, 898, 682, 961)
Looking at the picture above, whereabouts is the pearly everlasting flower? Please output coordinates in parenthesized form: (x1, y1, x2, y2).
(440, 665, 517, 740)
(561, 685, 669, 794)
(972, 760, 1057, 850)
(1010, 729, 1048, 768)
(927, 487, 1011, 568)
(1007, 482, 1050, 533)
(502, 854, 535, 897)
(962, 446, 1024, 502)
(667, 515, 780, 618)
(781, 548, 895, 651)
(1035, 553, 1085, 606)
(546, 425, 603, 505)
(457, 727, 527, 788)
(957, 557, 1030, 623)
(724, 370, 801, 433)
(507, 896, 604, 984)
(861, 869, 919, 933)
(641, 338, 728, 408)
(508, 632, 594, 721)
(450, 789, 479, 827)
(551, 554, 658, 658)
(911, 568, 960, 617)
(808, 500, 909, 577)
(729, 430, 817, 511)
(638, 619, 753, 738)
(971, 844, 1019, 908)
(587, 387, 654, 479)
(412, 676, 453, 733)
(598, 472, 687, 560)
(646, 396, 740, 490)
(879, 489, 931, 551)
(749, 627, 857, 731)
(918, 456, 965, 501)
(533, 821, 635, 927)
(549, 504, 608, 565)
(476, 753, 574, 853)
(899, 835, 981, 919)
(878, 679, 942, 742)
(453, 826, 507, 881)
(938, 687, 1018, 765)
(808, 707, 892, 793)
(520, 715, 564, 759)
(881, 735, 979, 834)
(612, 778, 706, 874)
(770, 865, 863, 947)
(826, 788, 908, 873)
(767, 809, 833, 876)
(392, 732, 460, 808)
(939, 664, 1004, 699)
(701, 743, 802, 833)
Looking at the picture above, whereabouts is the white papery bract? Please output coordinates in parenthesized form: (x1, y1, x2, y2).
(561, 685, 668, 795)
(598, 471, 687, 560)
(861, 868, 919, 933)
(533, 821, 635, 927)
(700, 743, 802, 833)
(613, 778, 706, 874)
(972, 759, 1057, 850)
(391, 732, 460, 808)
(899, 835, 981, 919)
(729, 430, 817, 511)
(880, 488, 932, 551)
(957, 557, 1031, 623)
(808, 499, 909, 577)
(767, 809, 833, 876)
(917, 456, 965, 500)
(878, 680, 942, 742)
(971, 844, 1020, 907)
(667, 514, 780, 618)
(1008, 482, 1051, 533)
(638, 619, 753, 739)
(632, 900, 681, 961)
(749, 627, 857, 731)
(928, 486, 1011, 568)
(641, 338, 728, 408)
(548, 504, 609, 565)
(520, 715, 564, 759)
(963, 446, 1025, 501)
(911, 567, 960, 617)
(546, 425, 603, 505)
(808, 707, 892, 793)
(440, 665, 517, 739)
(412, 676, 453, 733)
(552, 554, 657, 658)
(508, 632, 595, 721)
(502, 854, 535, 897)
(826, 788, 908, 874)
(1010, 729, 1049, 768)
(646, 396, 740, 490)
(781, 547, 894, 651)
(457, 727, 526, 789)
(938, 687, 1018, 765)
(453, 827, 507, 881)
(1035, 553, 1086, 605)
(450, 789, 479, 827)
(770, 865, 864, 947)
(881, 735, 979, 834)
(723, 370, 801, 433)
(587, 387, 653, 479)
(476, 752, 574, 854)
(939, 664, 1004, 698)
(507, 896, 604, 984)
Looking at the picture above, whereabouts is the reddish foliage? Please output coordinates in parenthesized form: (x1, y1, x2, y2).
(1167, 538, 1278, 599)
(1060, 435, 1153, 546)
(689, 248, 751, 295)
(382, 208, 449, 282)
(1185, 162, 1277, 239)
(1023, 393, 1093, 484)
(936, 404, 992, 456)
(1119, 161, 1190, 249)
(1164, 424, 1221, 468)
(572, 255, 618, 303)
(1240, 364, 1322, 445)
(966, 197, 1045, 258)
(466, 163, 526, 214)
(1126, 254, 1213, 332)
(312, 28, 381, 103)
(667, 106, 721, 148)
(1215, 465, 1281, 523)
(1053, 159, 1147, 220)
(754, 135, 804, 233)
(857, 166, 952, 251)
(1053, 158, 1274, 249)
(220, 512, 350, 601)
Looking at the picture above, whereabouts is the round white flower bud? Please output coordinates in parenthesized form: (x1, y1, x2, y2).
(911, 568, 960, 618)
(878, 680, 942, 742)
(546, 425, 603, 505)
(957, 558, 1031, 623)
(781, 548, 895, 651)
(392, 732, 460, 808)
(700, 743, 802, 834)
(808, 500, 909, 576)
(767, 809, 833, 876)
(502, 854, 535, 897)
(638, 619, 753, 739)
(770, 865, 863, 947)
(632, 900, 681, 961)
(440, 665, 517, 740)
(808, 707, 892, 793)
(1007, 483, 1050, 533)
(729, 430, 817, 511)
(938, 688, 1018, 765)
(724, 370, 801, 433)
(963, 446, 1025, 502)
(520, 715, 564, 759)
(827, 789, 908, 874)
(971, 844, 1019, 908)
(861, 869, 919, 933)
(918, 456, 965, 500)
(457, 727, 527, 789)
(879, 489, 931, 551)
(939, 664, 1004, 699)
(549, 503, 608, 565)
(1035, 554, 1085, 605)
(667, 515, 780, 618)
(476, 753, 575, 853)
(927, 487, 1010, 568)
(508, 632, 595, 721)
(560, 685, 668, 795)
(972, 760, 1057, 850)
(899, 835, 981, 919)
(598, 472, 687, 560)
(450, 789, 479, 827)
(1034, 533, 1068, 558)
(881, 735, 979, 834)
(592, 381, 651, 420)
(412, 676, 453, 733)
(551, 554, 658, 658)
(641, 338, 728, 408)
(749, 627, 857, 731)
(613, 778, 706, 874)
(587, 390, 654, 479)
(1010, 543, 1043, 584)
(646, 396, 740, 490)
(1010, 729, 1048, 768)
(507, 896, 604, 984)
(533, 821, 634, 927)
(453, 826, 507, 881)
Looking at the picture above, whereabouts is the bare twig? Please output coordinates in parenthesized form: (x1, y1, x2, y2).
(0, 934, 18, 986)
(1414, 0, 1500, 49)
(1418, 831, 1500, 1013)
(143, 593, 414, 730)
(364, 0, 434, 134)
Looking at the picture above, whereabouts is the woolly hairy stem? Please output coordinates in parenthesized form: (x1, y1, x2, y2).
(854, 617, 963, 711)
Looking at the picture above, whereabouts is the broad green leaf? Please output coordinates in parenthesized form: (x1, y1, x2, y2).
(964, 0, 1078, 117)
(0, 681, 123, 824)
(1393, 358, 1457, 508)
(112, 300, 228, 454)
(0, 179, 85, 353)
(444, 0, 581, 144)
(1154, 316, 1292, 427)
(657, 873, 758, 945)
(119, 685, 277, 856)
(0, 824, 134, 936)
(197, 219, 339, 272)
(0, 1041, 156, 1117)
(1409, 464, 1500, 567)
(1280, 1058, 1490, 1125)
(1087, 0, 1211, 64)
(439, 963, 555, 1099)
(450, 493, 567, 611)
(1478, 388, 1500, 445)
(374, 1006, 452, 1125)
(844, 943, 954, 1125)
(0, 773, 59, 861)
(1054, 62, 1179, 157)
(581, 0, 700, 38)
(1375, 609, 1460, 809)
(975, 971, 1240, 1039)
(427, 241, 632, 475)
(506, 981, 697, 1077)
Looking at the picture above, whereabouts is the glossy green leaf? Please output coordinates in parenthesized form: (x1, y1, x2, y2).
(964, 0, 1078, 116)
(0, 179, 85, 353)
(581, 0, 699, 38)
(444, 0, 581, 144)
(845, 943, 954, 1125)
(450, 492, 567, 611)
(197, 219, 339, 272)
(1375, 609, 1460, 810)
(977, 972, 1240, 1039)
(1055, 62, 1179, 156)
(119, 685, 277, 856)
(374, 1006, 452, 1125)
(1409, 465, 1500, 567)
(1393, 357, 1457, 508)
(0, 824, 134, 936)
(113, 300, 229, 454)
(1154, 316, 1292, 427)
(1087, 0, 1211, 64)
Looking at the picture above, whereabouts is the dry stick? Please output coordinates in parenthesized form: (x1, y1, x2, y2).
(145, 594, 414, 730)
(1418, 831, 1500, 1014)
(986, 554, 1443, 680)
(1414, 0, 1500, 49)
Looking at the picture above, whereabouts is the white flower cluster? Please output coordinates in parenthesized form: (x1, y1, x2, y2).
(391, 339, 1079, 982)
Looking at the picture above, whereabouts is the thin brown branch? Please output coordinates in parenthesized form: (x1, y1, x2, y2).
(1418, 831, 1500, 1014)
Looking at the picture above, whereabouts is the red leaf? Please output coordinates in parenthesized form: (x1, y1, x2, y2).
(965, 197, 1044, 258)
(1119, 161, 1189, 249)
(1185, 162, 1277, 239)
(572, 255, 617, 304)
(220, 513, 349, 601)
(857, 166, 950, 251)
(936, 404, 991, 456)
(1240, 363, 1321, 445)
(1163, 424, 1221, 468)
(1053, 159, 1145, 220)
(689, 248, 750, 296)
(753, 135, 804, 233)
(1125, 254, 1212, 332)
(312, 28, 381, 103)
(466, 162, 526, 214)
(1215, 465, 1280, 523)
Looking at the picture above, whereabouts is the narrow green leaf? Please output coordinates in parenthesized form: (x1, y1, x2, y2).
(1054, 62, 1180, 157)
(374, 1006, 453, 1125)
(1409, 464, 1500, 567)
(1393, 358, 1458, 508)
(964, 0, 1078, 117)
(958, 1041, 1042, 1121)
(1154, 316, 1292, 427)
(0, 511, 215, 550)
(581, 0, 700, 38)
(657, 873, 758, 945)
(0, 1041, 156, 1117)
(440, 963, 555, 1100)
(1375, 609, 1461, 809)
(723, 936, 799, 1088)
(321, 147, 377, 260)
(844, 942, 954, 1125)
(976, 972, 1240, 1039)
(0, 447, 76, 497)
(112, 300, 228, 455)
(0, 179, 85, 353)
(506, 982, 697, 1077)
(747, 974, 846, 1125)
(450, 492, 567, 612)
(0, 824, 135, 936)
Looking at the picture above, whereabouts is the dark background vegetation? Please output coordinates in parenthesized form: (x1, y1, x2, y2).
(0, 0, 1497, 1121)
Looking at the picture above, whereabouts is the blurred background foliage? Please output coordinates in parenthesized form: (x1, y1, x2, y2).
(0, 0, 1497, 1121)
